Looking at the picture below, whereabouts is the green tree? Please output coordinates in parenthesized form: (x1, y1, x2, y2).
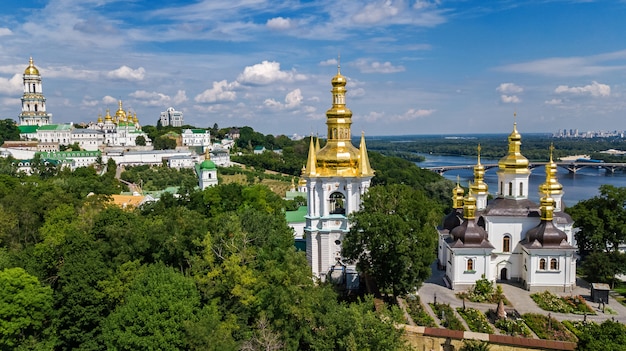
(567, 185, 626, 256)
(101, 263, 201, 351)
(135, 135, 146, 146)
(153, 136, 177, 150)
(0, 119, 20, 145)
(343, 184, 440, 298)
(576, 320, 626, 351)
(0, 267, 54, 350)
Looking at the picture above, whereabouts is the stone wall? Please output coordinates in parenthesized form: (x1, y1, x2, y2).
(402, 325, 576, 351)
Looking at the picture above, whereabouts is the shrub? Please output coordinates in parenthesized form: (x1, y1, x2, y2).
(531, 291, 596, 315)
(456, 277, 509, 304)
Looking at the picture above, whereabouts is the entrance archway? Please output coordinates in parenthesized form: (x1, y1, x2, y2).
(500, 267, 508, 280)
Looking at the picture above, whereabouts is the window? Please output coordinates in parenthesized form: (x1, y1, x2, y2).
(508, 182, 513, 196)
(550, 258, 558, 270)
(329, 192, 345, 215)
(503, 236, 511, 253)
(467, 258, 474, 271)
(519, 182, 523, 196)
(539, 258, 546, 270)
(500, 182, 503, 195)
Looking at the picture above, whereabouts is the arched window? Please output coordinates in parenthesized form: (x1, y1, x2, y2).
(467, 258, 474, 271)
(508, 182, 513, 196)
(500, 182, 503, 195)
(550, 258, 558, 270)
(503, 236, 511, 253)
(539, 258, 546, 270)
(329, 192, 345, 215)
(519, 182, 523, 196)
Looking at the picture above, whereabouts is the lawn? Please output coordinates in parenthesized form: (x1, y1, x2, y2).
(456, 307, 494, 334)
(429, 303, 465, 331)
(522, 313, 578, 342)
(404, 295, 436, 327)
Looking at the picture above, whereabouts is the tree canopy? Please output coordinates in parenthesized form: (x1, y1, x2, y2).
(342, 184, 440, 298)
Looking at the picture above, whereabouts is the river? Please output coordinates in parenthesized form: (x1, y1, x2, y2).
(415, 153, 626, 207)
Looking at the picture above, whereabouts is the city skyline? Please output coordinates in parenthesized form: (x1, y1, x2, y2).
(0, 0, 626, 136)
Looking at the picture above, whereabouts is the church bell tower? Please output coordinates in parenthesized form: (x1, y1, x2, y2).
(19, 57, 52, 126)
(303, 64, 374, 279)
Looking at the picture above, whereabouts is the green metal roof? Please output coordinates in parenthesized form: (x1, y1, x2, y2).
(36, 150, 101, 160)
(37, 124, 72, 131)
(285, 206, 307, 223)
(18, 125, 38, 134)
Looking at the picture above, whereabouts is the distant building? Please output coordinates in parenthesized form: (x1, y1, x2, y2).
(228, 128, 240, 140)
(197, 152, 218, 190)
(181, 129, 211, 149)
(253, 146, 266, 154)
(159, 107, 183, 127)
(19, 58, 52, 126)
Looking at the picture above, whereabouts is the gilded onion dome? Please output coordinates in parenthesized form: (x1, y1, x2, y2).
(115, 100, 127, 121)
(97, 114, 103, 124)
(463, 189, 477, 220)
(104, 109, 112, 121)
(540, 144, 563, 196)
(524, 187, 569, 248)
(470, 144, 488, 194)
(24, 57, 40, 75)
(311, 64, 374, 177)
(452, 176, 465, 209)
(498, 122, 529, 174)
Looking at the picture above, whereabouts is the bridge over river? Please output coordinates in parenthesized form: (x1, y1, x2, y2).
(425, 161, 626, 174)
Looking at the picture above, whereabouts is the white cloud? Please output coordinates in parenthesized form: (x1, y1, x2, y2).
(129, 90, 173, 106)
(237, 61, 305, 85)
(0, 28, 13, 37)
(0, 74, 22, 95)
(172, 90, 188, 105)
(496, 83, 523, 94)
(352, 1, 400, 24)
(354, 59, 405, 73)
(554, 81, 610, 97)
(106, 66, 146, 81)
(545, 98, 562, 105)
(81, 97, 99, 107)
(266, 17, 292, 30)
(320, 58, 338, 66)
(195, 80, 239, 103)
(399, 108, 435, 120)
(263, 89, 303, 109)
(500, 95, 521, 103)
(102, 95, 117, 105)
(496, 49, 626, 77)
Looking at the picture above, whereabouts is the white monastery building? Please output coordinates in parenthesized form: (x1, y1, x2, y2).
(303, 66, 374, 280)
(437, 125, 577, 292)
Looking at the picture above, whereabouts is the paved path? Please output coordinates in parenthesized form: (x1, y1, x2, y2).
(418, 262, 626, 325)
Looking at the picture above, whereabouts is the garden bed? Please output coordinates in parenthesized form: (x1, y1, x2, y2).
(404, 295, 436, 327)
(429, 303, 465, 331)
(486, 309, 531, 337)
(530, 291, 595, 315)
(455, 277, 510, 305)
(522, 313, 577, 342)
(456, 307, 494, 334)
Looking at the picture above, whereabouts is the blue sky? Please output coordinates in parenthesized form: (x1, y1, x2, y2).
(1, 0, 625, 136)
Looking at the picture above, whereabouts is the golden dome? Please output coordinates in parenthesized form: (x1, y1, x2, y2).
(452, 176, 465, 209)
(471, 144, 489, 194)
(115, 100, 127, 120)
(463, 188, 477, 220)
(24, 57, 40, 75)
(540, 144, 563, 195)
(105, 109, 112, 121)
(498, 122, 529, 174)
(97, 114, 103, 124)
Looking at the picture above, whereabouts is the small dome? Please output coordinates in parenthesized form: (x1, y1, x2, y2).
(498, 123, 529, 173)
(24, 57, 40, 75)
(200, 159, 216, 170)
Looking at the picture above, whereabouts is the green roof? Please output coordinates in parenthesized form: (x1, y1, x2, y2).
(37, 124, 72, 131)
(191, 129, 208, 134)
(200, 159, 217, 170)
(36, 151, 101, 160)
(18, 125, 38, 134)
(285, 206, 307, 223)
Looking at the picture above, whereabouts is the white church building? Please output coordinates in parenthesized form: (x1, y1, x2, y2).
(437, 124, 577, 292)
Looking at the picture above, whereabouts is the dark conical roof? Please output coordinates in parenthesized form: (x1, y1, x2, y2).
(441, 208, 463, 231)
(524, 220, 572, 248)
(449, 220, 494, 248)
